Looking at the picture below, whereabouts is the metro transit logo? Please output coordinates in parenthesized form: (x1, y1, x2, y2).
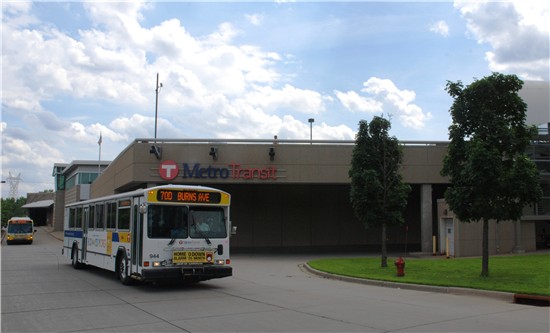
(159, 160, 179, 180)
(158, 160, 277, 181)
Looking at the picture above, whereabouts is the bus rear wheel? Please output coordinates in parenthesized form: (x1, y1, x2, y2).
(71, 245, 83, 269)
(116, 252, 132, 285)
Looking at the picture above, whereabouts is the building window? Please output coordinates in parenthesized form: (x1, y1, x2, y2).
(56, 174, 65, 191)
(65, 175, 76, 190)
(78, 173, 99, 185)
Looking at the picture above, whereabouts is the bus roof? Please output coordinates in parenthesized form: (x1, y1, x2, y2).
(8, 217, 33, 222)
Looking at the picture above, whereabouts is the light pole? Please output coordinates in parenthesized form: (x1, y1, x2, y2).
(154, 73, 163, 140)
(308, 118, 315, 143)
(150, 73, 163, 159)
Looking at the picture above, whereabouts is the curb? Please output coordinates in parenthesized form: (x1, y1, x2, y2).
(302, 263, 515, 303)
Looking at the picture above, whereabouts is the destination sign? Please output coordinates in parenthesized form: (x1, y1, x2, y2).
(9, 220, 32, 224)
(155, 189, 221, 204)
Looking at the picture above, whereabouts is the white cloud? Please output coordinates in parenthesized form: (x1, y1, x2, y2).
(245, 13, 263, 26)
(1, 134, 64, 177)
(429, 20, 450, 37)
(206, 22, 240, 44)
(334, 90, 382, 113)
(244, 84, 326, 114)
(454, 0, 549, 80)
(336, 78, 432, 130)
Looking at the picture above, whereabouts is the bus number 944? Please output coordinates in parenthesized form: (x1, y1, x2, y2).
(149, 254, 160, 259)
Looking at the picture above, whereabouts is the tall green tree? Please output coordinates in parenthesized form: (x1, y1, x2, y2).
(1, 197, 27, 227)
(349, 116, 411, 267)
(442, 73, 542, 277)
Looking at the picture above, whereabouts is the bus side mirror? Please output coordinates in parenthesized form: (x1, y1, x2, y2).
(231, 225, 237, 235)
(139, 203, 147, 214)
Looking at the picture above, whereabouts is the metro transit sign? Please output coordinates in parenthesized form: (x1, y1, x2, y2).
(158, 160, 277, 181)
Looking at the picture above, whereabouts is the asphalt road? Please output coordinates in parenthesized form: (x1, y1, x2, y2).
(1, 227, 549, 332)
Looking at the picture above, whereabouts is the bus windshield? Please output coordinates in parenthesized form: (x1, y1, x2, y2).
(190, 208, 227, 238)
(147, 205, 188, 239)
(7, 223, 33, 234)
(147, 205, 226, 239)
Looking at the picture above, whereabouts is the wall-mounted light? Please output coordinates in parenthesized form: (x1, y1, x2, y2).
(150, 145, 162, 160)
(269, 147, 275, 161)
(209, 146, 218, 160)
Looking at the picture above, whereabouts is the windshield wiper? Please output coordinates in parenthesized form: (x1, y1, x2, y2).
(191, 212, 211, 246)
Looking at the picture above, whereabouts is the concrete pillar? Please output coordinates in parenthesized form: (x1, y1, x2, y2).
(54, 191, 66, 232)
(512, 221, 525, 253)
(421, 184, 433, 253)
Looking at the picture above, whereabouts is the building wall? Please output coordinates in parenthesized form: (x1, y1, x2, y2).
(91, 140, 449, 198)
(218, 183, 422, 252)
(85, 140, 446, 252)
(437, 200, 537, 257)
(454, 220, 535, 256)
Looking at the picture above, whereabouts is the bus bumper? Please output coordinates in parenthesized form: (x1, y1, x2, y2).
(140, 265, 232, 282)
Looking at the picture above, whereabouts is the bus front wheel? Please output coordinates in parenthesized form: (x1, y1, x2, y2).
(116, 251, 132, 285)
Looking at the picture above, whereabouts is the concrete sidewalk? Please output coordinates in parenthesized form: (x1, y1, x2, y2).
(48, 230, 64, 241)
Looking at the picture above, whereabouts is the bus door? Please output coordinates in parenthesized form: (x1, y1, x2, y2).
(82, 206, 89, 262)
(131, 196, 144, 274)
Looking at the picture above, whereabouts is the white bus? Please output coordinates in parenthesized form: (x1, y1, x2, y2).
(63, 185, 235, 285)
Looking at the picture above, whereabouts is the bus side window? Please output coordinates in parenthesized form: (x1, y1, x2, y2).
(96, 204, 105, 230)
(106, 202, 116, 229)
(89, 205, 95, 230)
(76, 207, 83, 229)
(118, 207, 130, 230)
(69, 208, 76, 229)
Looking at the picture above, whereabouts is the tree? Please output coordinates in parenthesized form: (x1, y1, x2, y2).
(349, 116, 411, 267)
(442, 73, 542, 277)
(1, 197, 27, 227)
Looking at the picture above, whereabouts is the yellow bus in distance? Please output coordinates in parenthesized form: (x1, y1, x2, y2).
(6, 217, 35, 245)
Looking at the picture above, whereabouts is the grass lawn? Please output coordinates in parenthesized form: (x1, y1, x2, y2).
(308, 253, 550, 296)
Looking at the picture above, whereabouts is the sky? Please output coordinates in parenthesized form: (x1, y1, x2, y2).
(1, 0, 549, 198)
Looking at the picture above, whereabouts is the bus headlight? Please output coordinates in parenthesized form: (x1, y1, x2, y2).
(152, 260, 167, 267)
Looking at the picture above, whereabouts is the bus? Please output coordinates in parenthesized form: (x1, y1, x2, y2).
(62, 185, 235, 285)
(6, 217, 35, 245)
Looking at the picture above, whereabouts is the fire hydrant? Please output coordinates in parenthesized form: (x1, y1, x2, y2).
(394, 257, 405, 277)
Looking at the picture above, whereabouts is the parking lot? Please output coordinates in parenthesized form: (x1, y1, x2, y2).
(2, 227, 549, 332)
